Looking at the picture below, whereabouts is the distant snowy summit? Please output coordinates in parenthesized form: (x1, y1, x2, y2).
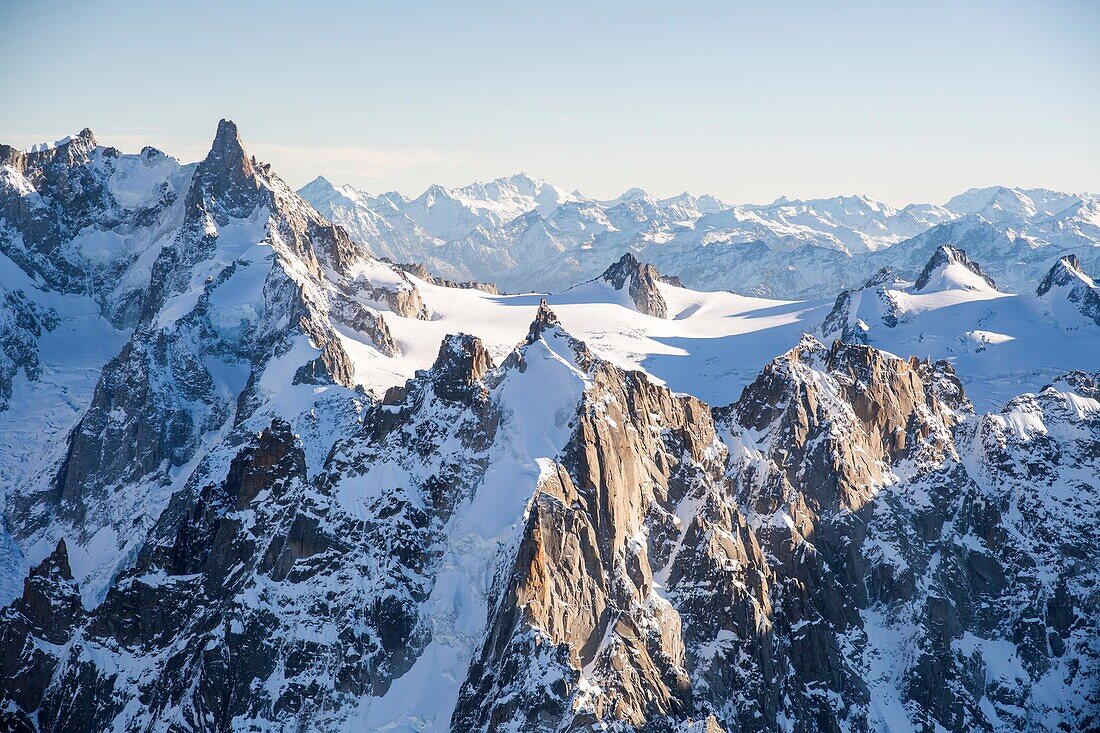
(912, 244, 998, 292)
(1036, 254, 1100, 328)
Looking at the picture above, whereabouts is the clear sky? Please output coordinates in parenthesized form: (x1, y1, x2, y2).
(2, 0, 1097, 205)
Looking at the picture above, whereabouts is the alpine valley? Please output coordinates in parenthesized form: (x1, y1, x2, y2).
(1, 122, 1097, 733)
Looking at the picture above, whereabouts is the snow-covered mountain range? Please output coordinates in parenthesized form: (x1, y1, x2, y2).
(301, 175, 1100, 297)
(1, 123, 1097, 732)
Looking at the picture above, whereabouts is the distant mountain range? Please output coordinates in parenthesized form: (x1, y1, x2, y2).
(300, 175, 1100, 297)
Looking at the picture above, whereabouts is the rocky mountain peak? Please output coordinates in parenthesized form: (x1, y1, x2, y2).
(139, 145, 165, 160)
(31, 128, 96, 156)
(599, 251, 643, 283)
(515, 299, 598, 374)
(596, 251, 671, 318)
(428, 333, 494, 399)
(734, 335, 966, 465)
(15, 538, 82, 637)
(525, 298, 562, 344)
(207, 119, 248, 167)
(794, 330, 826, 354)
(190, 118, 262, 220)
(1, 126, 99, 174)
(1036, 253, 1100, 327)
(913, 244, 997, 292)
(862, 266, 901, 288)
(1049, 369, 1100, 399)
(297, 175, 341, 206)
(724, 341, 970, 619)
(821, 268, 909, 343)
(1037, 254, 1092, 296)
(0, 538, 84, 730)
(28, 539, 72, 584)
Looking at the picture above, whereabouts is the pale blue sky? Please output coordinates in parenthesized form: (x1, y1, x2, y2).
(2, 0, 1097, 205)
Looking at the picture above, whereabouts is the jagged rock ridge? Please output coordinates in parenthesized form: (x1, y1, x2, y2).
(586, 251, 682, 318)
(0, 120, 433, 605)
(913, 244, 998, 292)
(2, 309, 1096, 731)
(393, 261, 501, 294)
(1036, 254, 1100, 327)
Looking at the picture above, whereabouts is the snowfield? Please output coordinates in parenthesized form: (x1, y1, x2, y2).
(340, 274, 829, 408)
(339, 262, 1100, 414)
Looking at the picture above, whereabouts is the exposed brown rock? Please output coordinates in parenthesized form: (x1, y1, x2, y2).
(597, 252, 674, 318)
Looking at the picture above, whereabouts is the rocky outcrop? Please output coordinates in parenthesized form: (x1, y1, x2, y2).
(516, 299, 599, 375)
(711, 336, 971, 730)
(596, 252, 675, 318)
(732, 336, 967, 502)
(394, 261, 501, 294)
(913, 244, 997, 291)
(192, 119, 263, 219)
(718, 338, 1096, 732)
(328, 297, 400, 356)
(34, 421, 315, 731)
(454, 360, 743, 730)
(0, 541, 84, 733)
(820, 267, 908, 343)
(1036, 254, 1100, 327)
(0, 288, 58, 409)
(427, 333, 494, 401)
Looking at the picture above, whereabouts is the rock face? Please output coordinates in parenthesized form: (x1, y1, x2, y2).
(719, 338, 1097, 732)
(0, 300, 1097, 730)
(913, 244, 997, 292)
(1036, 254, 1100, 327)
(593, 251, 675, 318)
(0, 541, 83, 733)
(0, 327, 506, 731)
(453, 355, 762, 730)
(821, 267, 908, 343)
(1, 120, 431, 606)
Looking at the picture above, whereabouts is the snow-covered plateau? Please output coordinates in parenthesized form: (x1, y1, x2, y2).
(0, 123, 1097, 732)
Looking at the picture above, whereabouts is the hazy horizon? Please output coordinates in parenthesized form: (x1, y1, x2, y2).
(3, 0, 1097, 207)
